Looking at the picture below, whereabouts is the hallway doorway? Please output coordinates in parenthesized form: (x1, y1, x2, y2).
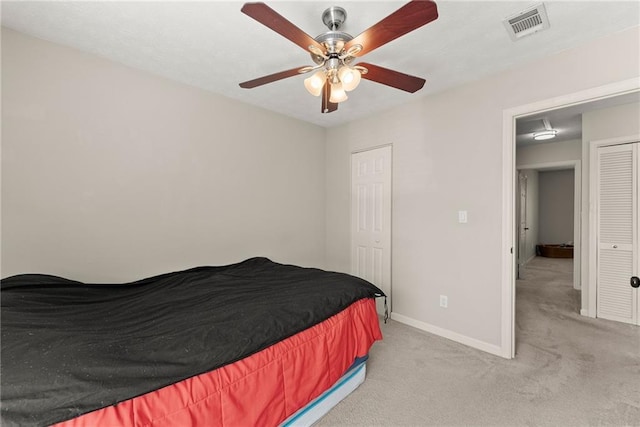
(501, 82, 640, 358)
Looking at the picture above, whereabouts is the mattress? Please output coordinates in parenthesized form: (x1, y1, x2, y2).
(281, 356, 369, 426)
(1, 257, 385, 426)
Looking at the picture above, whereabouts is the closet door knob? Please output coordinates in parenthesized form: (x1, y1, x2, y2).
(612, 245, 618, 249)
(631, 276, 640, 289)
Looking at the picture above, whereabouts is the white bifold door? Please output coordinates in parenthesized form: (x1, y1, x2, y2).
(596, 142, 639, 325)
(351, 146, 392, 315)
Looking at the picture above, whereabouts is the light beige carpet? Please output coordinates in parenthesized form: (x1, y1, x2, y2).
(317, 256, 640, 426)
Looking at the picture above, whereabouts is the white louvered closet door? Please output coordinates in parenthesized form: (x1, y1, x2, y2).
(596, 142, 639, 325)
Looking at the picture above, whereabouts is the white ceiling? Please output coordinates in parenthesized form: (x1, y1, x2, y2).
(2, 1, 639, 128)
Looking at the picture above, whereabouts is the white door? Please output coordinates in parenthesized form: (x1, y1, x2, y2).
(596, 142, 639, 325)
(351, 146, 392, 315)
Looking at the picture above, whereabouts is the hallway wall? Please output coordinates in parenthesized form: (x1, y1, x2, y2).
(538, 169, 574, 244)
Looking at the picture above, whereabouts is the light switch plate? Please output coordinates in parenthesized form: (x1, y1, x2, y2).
(458, 210, 468, 223)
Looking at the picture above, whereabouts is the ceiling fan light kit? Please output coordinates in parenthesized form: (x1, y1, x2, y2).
(338, 66, 361, 91)
(329, 82, 348, 103)
(304, 71, 325, 97)
(239, 1, 439, 114)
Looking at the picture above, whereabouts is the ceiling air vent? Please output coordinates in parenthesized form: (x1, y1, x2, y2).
(503, 3, 550, 41)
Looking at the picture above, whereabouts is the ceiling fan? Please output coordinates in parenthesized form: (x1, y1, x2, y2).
(239, 1, 439, 114)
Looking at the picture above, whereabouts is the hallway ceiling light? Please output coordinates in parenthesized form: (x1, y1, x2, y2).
(533, 129, 557, 140)
(533, 118, 558, 140)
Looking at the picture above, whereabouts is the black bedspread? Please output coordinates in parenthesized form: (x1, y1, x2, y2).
(1, 257, 384, 426)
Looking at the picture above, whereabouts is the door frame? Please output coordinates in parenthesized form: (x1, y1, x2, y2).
(516, 171, 528, 279)
(516, 160, 582, 291)
(588, 135, 640, 318)
(501, 77, 640, 359)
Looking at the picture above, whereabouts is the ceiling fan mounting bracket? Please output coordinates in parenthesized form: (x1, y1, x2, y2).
(322, 6, 347, 31)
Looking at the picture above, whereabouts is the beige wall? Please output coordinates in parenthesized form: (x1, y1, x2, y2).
(1, 28, 327, 282)
(539, 169, 574, 244)
(325, 26, 640, 348)
(517, 139, 581, 166)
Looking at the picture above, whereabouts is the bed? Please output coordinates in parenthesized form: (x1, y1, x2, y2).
(1, 257, 385, 426)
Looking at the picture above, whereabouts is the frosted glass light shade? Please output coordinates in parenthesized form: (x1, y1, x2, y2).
(338, 66, 361, 92)
(533, 130, 557, 140)
(329, 82, 348, 103)
(304, 71, 325, 97)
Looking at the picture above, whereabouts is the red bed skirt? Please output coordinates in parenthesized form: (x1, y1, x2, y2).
(54, 298, 382, 427)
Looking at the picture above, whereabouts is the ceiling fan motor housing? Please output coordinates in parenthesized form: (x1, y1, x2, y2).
(311, 31, 353, 64)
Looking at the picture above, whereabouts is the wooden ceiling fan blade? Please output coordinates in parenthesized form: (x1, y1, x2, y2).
(241, 2, 324, 53)
(239, 66, 307, 89)
(358, 63, 426, 93)
(321, 82, 338, 113)
(345, 0, 438, 56)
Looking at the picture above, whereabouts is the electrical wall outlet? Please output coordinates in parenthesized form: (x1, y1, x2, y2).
(439, 295, 448, 308)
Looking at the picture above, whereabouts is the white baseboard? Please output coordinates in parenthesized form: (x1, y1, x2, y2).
(390, 312, 504, 358)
